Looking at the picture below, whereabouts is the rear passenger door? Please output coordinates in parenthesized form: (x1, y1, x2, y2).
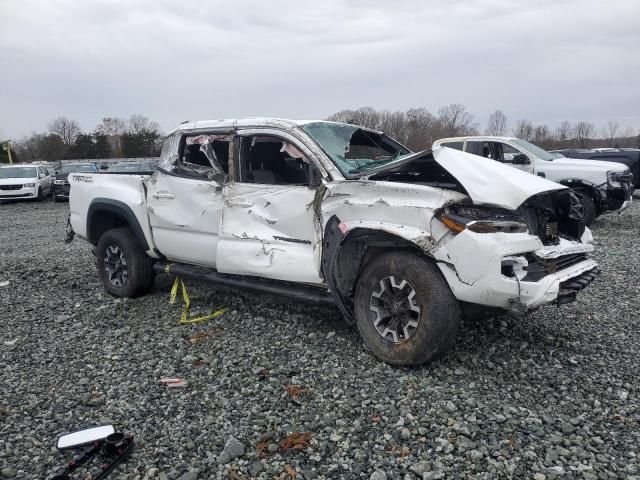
(216, 128, 324, 284)
(146, 133, 230, 267)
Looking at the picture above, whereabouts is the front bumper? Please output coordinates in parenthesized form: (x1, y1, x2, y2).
(599, 181, 634, 213)
(52, 182, 71, 198)
(0, 185, 38, 199)
(434, 230, 598, 314)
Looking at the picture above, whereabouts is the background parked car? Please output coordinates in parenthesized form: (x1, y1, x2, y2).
(551, 148, 640, 189)
(52, 162, 99, 201)
(0, 164, 51, 202)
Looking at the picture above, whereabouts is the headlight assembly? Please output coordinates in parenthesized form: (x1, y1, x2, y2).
(607, 170, 632, 188)
(24, 182, 36, 188)
(54, 180, 65, 185)
(436, 204, 528, 234)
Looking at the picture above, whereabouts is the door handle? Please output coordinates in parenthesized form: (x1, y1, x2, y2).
(152, 192, 175, 199)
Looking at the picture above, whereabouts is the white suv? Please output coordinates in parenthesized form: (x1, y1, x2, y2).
(0, 164, 52, 202)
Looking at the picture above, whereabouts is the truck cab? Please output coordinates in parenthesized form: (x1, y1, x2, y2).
(434, 136, 634, 225)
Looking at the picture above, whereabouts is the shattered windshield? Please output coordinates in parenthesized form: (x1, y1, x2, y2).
(511, 139, 557, 161)
(301, 122, 411, 176)
(0, 167, 37, 179)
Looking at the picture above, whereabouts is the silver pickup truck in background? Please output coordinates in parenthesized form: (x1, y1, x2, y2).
(68, 118, 599, 365)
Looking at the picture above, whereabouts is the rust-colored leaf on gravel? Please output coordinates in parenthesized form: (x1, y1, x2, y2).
(255, 434, 274, 458)
(284, 384, 310, 403)
(278, 432, 313, 452)
(281, 465, 297, 479)
(227, 468, 249, 480)
(188, 326, 224, 344)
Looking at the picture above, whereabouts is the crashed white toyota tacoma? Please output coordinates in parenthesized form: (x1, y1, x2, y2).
(68, 119, 599, 365)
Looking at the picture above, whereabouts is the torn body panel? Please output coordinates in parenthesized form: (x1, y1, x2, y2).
(215, 182, 323, 284)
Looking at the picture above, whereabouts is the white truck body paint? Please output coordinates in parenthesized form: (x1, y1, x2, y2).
(69, 173, 160, 258)
(71, 118, 599, 314)
(145, 173, 223, 267)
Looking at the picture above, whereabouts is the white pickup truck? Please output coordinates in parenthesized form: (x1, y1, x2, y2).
(434, 136, 634, 225)
(68, 118, 599, 365)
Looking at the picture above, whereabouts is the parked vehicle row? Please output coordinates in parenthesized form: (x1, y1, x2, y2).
(68, 118, 601, 366)
(434, 136, 634, 226)
(0, 161, 158, 203)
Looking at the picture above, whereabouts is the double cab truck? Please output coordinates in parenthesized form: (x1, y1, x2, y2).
(434, 136, 634, 226)
(68, 119, 599, 365)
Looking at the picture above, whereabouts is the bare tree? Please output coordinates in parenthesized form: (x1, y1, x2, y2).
(512, 119, 534, 141)
(532, 124, 552, 149)
(48, 116, 81, 145)
(437, 104, 477, 137)
(127, 114, 160, 135)
(601, 120, 619, 147)
(554, 121, 573, 146)
(573, 121, 595, 148)
(619, 126, 636, 147)
(95, 117, 126, 157)
(485, 110, 507, 136)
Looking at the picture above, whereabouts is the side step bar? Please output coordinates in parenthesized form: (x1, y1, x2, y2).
(153, 262, 336, 306)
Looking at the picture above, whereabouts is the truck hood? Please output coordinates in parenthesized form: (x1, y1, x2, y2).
(0, 177, 37, 185)
(545, 157, 628, 172)
(361, 146, 566, 210)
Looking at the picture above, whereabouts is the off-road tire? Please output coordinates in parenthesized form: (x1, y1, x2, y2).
(96, 227, 155, 298)
(575, 190, 597, 227)
(354, 251, 461, 366)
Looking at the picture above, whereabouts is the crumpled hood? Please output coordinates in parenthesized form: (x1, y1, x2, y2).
(361, 146, 567, 210)
(0, 177, 37, 185)
(55, 173, 70, 181)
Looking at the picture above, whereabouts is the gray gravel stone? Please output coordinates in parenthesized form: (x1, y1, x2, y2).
(370, 469, 387, 480)
(216, 436, 245, 464)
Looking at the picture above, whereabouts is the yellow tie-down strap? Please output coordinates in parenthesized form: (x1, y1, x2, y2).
(169, 277, 225, 324)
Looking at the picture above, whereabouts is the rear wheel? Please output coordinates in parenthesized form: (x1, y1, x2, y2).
(354, 251, 461, 365)
(96, 228, 155, 298)
(575, 190, 597, 226)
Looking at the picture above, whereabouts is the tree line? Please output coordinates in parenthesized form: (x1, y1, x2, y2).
(327, 105, 639, 152)
(2, 106, 639, 163)
(2, 115, 163, 163)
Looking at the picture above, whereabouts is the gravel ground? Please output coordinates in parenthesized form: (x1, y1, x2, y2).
(1, 199, 639, 480)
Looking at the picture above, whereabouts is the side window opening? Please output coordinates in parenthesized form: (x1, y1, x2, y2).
(500, 143, 519, 163)
(239, 135, 317, 186)
(175, 134, 230, 180)
(441, 141, 463, 151)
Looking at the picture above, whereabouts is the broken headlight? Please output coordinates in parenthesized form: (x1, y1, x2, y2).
(436, 204, 528, 234)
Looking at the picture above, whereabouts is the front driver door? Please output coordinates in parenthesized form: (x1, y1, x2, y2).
(216, 129, 324, 284)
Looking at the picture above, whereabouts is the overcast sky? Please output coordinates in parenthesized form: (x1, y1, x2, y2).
(1, 0, 639, 139)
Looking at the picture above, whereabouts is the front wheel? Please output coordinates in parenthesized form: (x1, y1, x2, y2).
(574, 190, 597, 227)
(36, 187, 43, 202)
(354, 251, 461, 366)
(96, 228, 155, 298)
